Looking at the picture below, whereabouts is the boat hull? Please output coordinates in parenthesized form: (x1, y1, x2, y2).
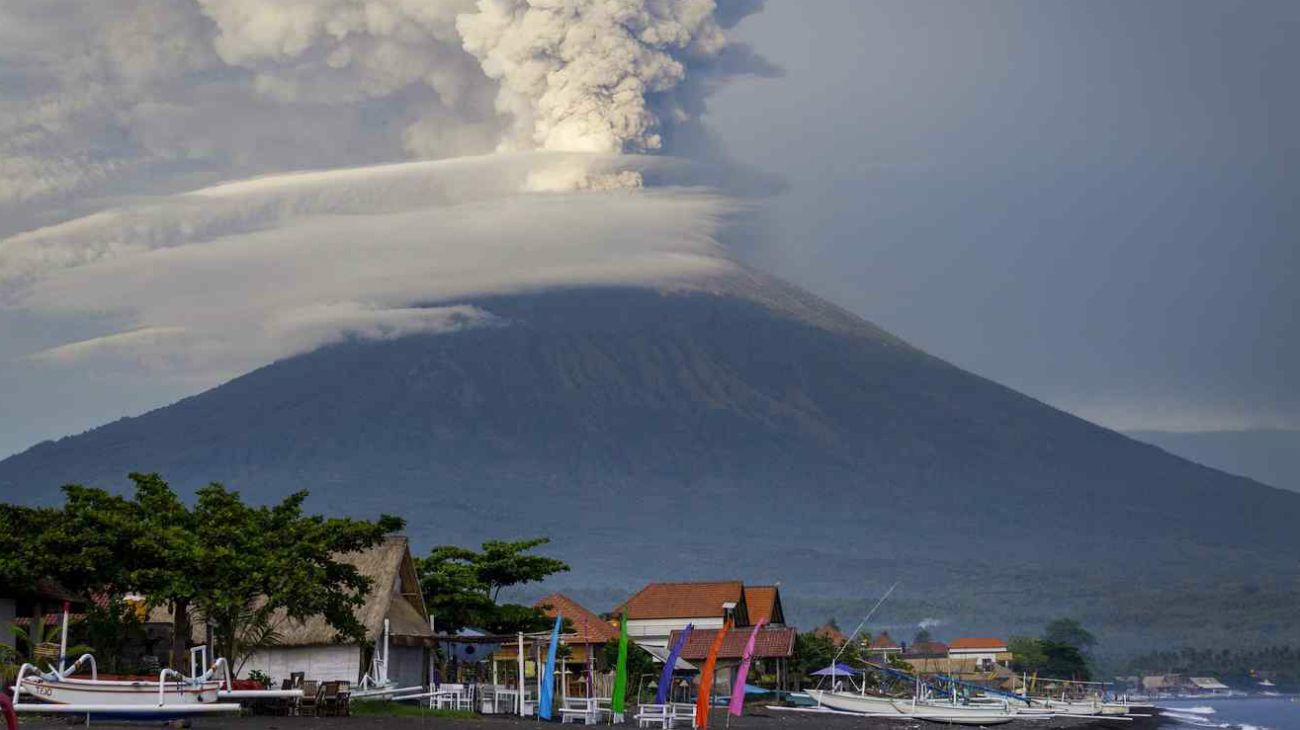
(891, 700, 1018, 725)
(806, 690, 904, 715)
(19, 676, 223, 707)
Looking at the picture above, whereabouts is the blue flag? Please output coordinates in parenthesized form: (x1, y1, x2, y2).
(655, 623, 693, 704)
(539, 614, 562, 720)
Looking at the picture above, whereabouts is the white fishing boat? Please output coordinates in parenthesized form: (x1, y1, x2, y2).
(19, 674, 222, 706)
(806, 689, 905, 715)
(891, 697, 1019, 725)
(12, 653, 240, 718)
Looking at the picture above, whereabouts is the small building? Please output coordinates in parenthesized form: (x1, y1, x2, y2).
(614, 581, 752, 649)
(900, 640, 950, 673)
(868, 631, 902, 659)
(813, 623, 847, 646)
(2, 581, 85, 652)
(493, 593, 620, 697)
(1141, 674, 1182, 695)
(743, 586, 786, 627)
(240, 536, 435, 687)
(668, 625, 797, 691)
(947, 637, 1011, 671)
(1188, 677, 1231, 696)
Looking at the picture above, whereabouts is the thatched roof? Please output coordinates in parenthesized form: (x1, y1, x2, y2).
(153, 535, 432, 647)
(269, 536, 430, 646)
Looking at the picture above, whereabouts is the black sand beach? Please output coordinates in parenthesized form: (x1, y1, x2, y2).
(14, 707, 1166, 730)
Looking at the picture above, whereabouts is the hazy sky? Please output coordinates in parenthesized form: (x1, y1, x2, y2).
(708, 0, 1298, 433)
(1, 0, 1296, 459)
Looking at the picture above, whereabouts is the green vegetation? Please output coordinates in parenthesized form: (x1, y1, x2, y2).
(415, 537, 569, 634)
(1009, 618, 1094, 681)
(791, 628, 864, 687)
(350, 700, 478, 719)
(601, 639, 656, 704)
(1, 473, 402, 674)
(1119, 645, 1300, 690)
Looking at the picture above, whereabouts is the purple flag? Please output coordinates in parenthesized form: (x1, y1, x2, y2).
(727, 619, 768, 717)
(655, 623, 693, 704)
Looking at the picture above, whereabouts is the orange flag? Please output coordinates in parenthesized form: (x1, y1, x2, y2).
(695, 619, 733, 729)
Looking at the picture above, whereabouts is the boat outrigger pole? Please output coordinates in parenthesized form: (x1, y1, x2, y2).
(822, 582, 897, 703)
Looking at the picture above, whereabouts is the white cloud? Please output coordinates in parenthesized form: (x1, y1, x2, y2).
(0, 0, 770, 454)
(3, 153, 739, 380)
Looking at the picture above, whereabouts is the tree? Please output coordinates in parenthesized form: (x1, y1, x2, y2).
(602, 641, 657, 703)
(54, 473, 402, 672)
(1008, 635, 1047, 673)
(184, 484, 403, 673)
(415, 537, 570, 632)
(474, 538, 571, 602)
(792, 631, 840, 688)
(0, 505, 63, 595)
(913, 627, 933, 644)
(417, 546, 496, 632)
(1043, 619, 1096, 655)
(1040, 641, 1090, 680)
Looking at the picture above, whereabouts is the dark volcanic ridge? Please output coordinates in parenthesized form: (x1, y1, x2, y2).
(3, 274, 1296, 653)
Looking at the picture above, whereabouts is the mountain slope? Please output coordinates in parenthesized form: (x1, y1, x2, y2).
(2, 277, 1296, 653)
(1127, 429, 1300, 493)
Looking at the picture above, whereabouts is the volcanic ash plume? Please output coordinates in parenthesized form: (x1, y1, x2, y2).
(457, 0, 729, 156)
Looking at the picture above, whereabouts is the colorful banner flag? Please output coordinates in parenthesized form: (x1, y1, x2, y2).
(727, 619, 768, 716)
(695, 619, 733, 729)
(655, 623, 694, 704)
(539, 614, 562, 720)
(611, 611, 629, 717)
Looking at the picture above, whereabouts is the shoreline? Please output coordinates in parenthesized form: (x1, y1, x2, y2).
(14, 705, 1172, 730)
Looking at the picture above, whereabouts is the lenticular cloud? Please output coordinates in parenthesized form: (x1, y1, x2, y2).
(1, 154, 738, 378)
(0, 0, 766, 385)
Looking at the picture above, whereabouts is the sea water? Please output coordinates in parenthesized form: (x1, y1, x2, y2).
(1157, 698, 1299, 730)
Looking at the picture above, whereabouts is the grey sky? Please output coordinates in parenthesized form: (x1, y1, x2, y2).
(1, 0, 1296, 459)
(709, 0, 1298, 432)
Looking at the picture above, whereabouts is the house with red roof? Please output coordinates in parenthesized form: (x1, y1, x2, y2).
(813, 623, 848, 646)
(947, 637, 1011, 671)
(868, 631, 902, 659)
(613, 581, 752, 648)
(494, 593, 620, 697)
(667, 624, 797, 691)
(611, 581, 795, 691)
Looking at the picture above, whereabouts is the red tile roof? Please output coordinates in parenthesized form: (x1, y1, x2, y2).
(870, 631, 901, 650)
(615, 581, 745, 621)
(814, 624, 848, 645)
(743, 586, 782, 625)
(904, 641, 949, 658)
(949, 637, 1007, 651)
(534, 593, 619, 644)
(669, 626, 797, 660)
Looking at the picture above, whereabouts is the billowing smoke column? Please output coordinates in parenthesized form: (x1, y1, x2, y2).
(457, 0, 730, 155)
(0, 0, 766, 381)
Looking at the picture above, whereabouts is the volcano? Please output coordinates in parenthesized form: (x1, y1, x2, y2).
(2, 273, 1296, 654)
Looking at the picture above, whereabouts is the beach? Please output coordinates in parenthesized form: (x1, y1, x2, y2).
(13, 706, 1168, 730)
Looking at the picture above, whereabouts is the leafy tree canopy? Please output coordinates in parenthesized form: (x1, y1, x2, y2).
(1043, 618, 1096, 654)
(9, 472, 402, 672)
(416, 537, 569, 633)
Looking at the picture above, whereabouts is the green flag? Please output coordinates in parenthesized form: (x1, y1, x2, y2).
(612, 610, 629, 714)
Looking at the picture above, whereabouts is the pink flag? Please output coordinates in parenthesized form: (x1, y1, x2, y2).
(727, 619, 768, 717)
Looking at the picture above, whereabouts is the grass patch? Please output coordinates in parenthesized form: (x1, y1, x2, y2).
(349, 699, 478, 719)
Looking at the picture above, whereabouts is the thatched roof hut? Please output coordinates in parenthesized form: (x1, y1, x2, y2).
(266, 536, 432, 647)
